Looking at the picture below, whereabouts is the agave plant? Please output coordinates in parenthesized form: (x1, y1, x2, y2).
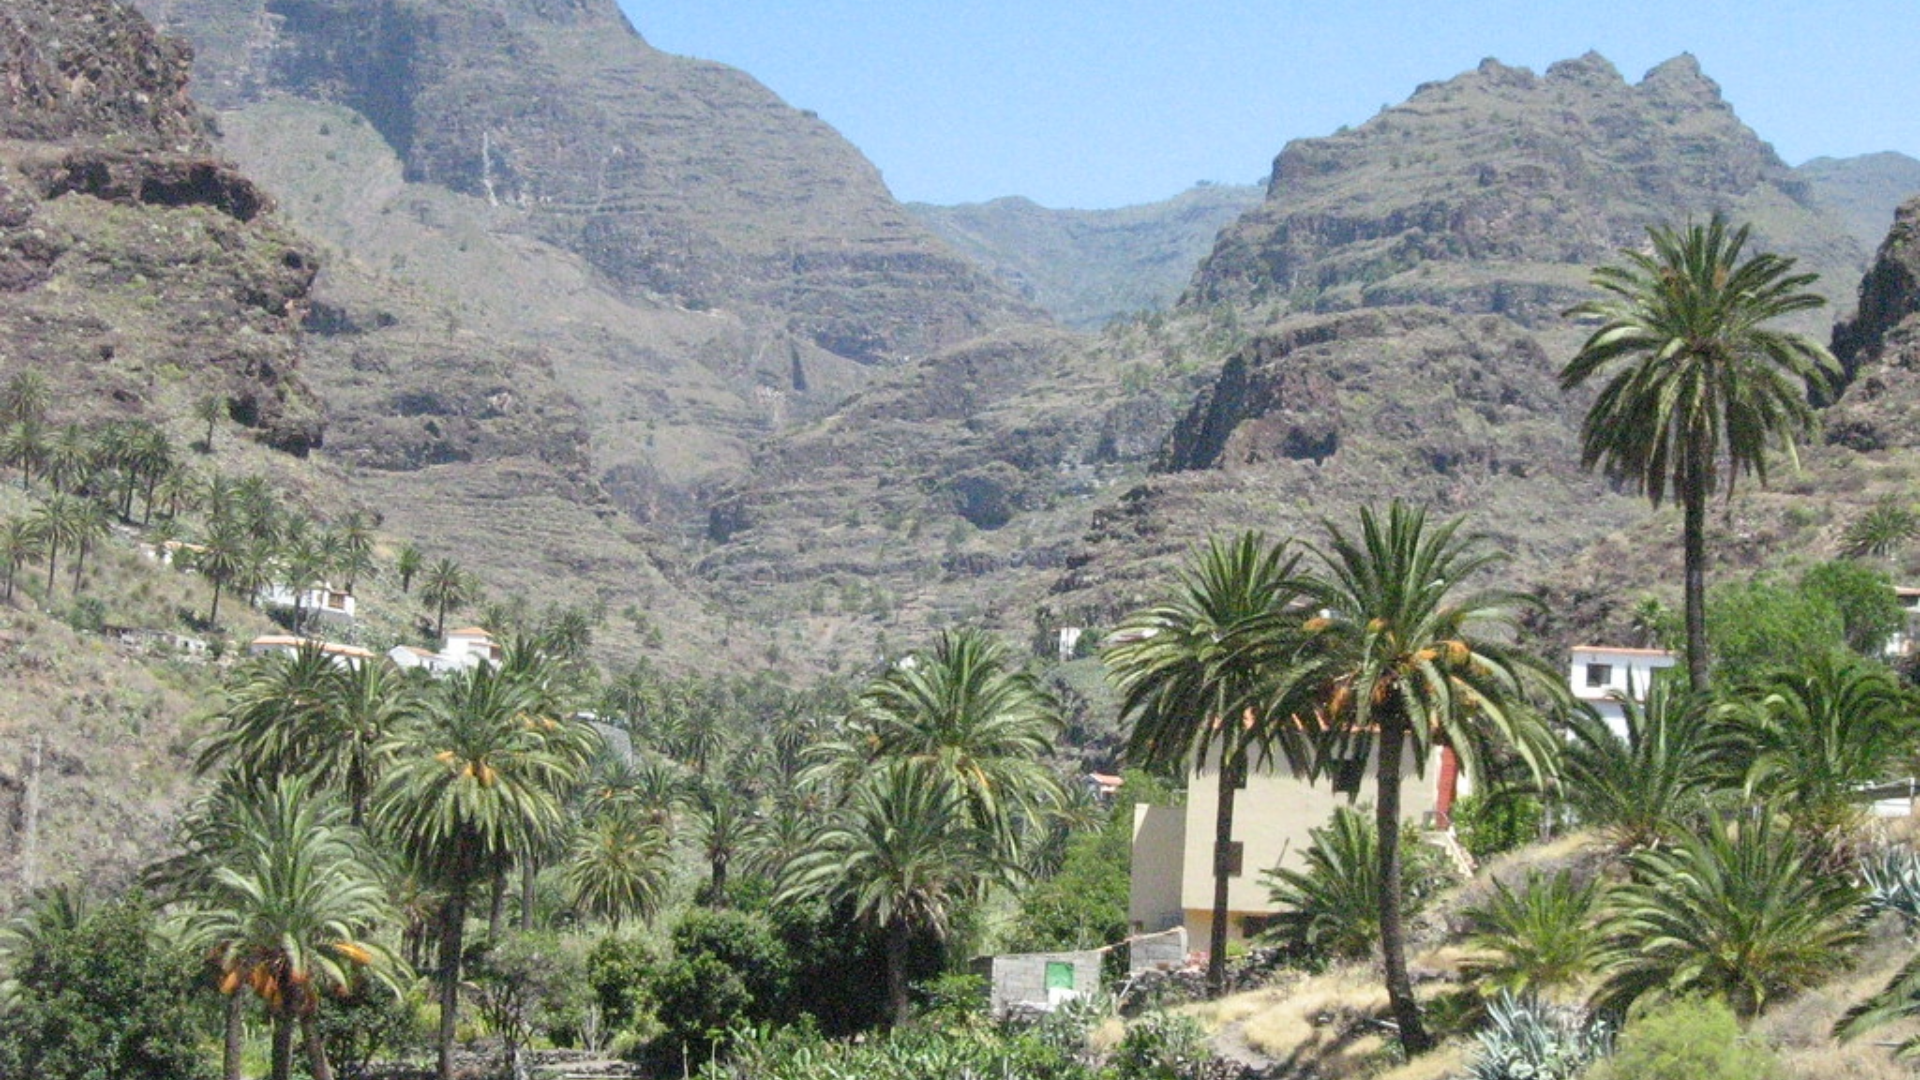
(1860, 845, 1920, 925)
(1468, 992, 1614, 1080)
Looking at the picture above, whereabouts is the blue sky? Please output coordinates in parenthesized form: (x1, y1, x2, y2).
(622, 2, 1920, 210)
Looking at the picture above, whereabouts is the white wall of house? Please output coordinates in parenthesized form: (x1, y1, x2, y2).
(1570, 646, 1676, 738)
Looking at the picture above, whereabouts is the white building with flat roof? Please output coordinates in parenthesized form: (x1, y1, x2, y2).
(1570, 645, 1678, 739)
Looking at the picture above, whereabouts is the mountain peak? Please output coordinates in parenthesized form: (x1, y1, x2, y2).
(1544, 51, 1623, 87)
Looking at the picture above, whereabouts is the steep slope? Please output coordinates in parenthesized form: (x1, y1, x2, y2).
(1798, 152, 1920, 254)
(133, 0, 1048, 659)
(909, 184, 1264, 329)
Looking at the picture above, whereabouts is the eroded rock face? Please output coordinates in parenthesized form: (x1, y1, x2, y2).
(0, 0, 323, 454)
(0, 0, 204, 147)
(1827, 197, 1920, 451)
(1186, 53, 1860, 328)
(147, 0, 1041, 368)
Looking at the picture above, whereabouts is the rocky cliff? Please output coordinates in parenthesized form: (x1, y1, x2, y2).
(1, 0, 321, 451)
(1189, 55, 1862, 336)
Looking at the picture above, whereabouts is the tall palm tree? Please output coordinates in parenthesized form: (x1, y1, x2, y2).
(199, 643, 342, 783)
(779, 761, 1000, 1026)
(1, 418, 46, 490)
(0, 516, 39, 603)
(44, 422, 91, 494)
(180, 778, 400, 1080)
(1561, 215, 1838, 691)
(395, 541, 423, 594)
(847, 628, 1065, 862)
(1720, 652, 1918, 848)
(1282, 501, 1561, 1054)
(29, 492, 78, 595)
(420, 557, 472, 639)
(375, 661, 589, 1080)
(1105, 531, 1313, 998)
(194, 392, 226, 452)
(194, 516, 250, 626)
(63, 496, 108, 595)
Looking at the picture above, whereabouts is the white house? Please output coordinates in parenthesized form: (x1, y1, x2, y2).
(388, 627, 503, 676)
(256, 582, 357, 625)
(1884, 587, 1920, 659)
(1569, 645, 1677, 739)
(247, 635, 376, 668)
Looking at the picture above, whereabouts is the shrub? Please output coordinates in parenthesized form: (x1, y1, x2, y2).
(1585, 997, 1784, 1080)
(648, 909, 794, 1066)
(1260, 805, 1453, 963)
(1451, 790, 1544, 861)
(1462, 869, 1608, 1000)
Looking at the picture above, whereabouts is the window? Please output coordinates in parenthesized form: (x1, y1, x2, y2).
(1216, 840, 1245, 877)
(1585, 662, 1613, 688)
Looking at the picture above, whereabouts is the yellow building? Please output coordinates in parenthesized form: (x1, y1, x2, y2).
(1128, 745, 1457, 951)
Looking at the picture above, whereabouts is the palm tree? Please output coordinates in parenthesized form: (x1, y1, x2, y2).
(1844, 496, 1920, 562)
(1, 368, 50, 426)
(329, 660, 417, 827)
(29, 492, 78, 595)
(194, 392, 226, 452)
(179, 777, 401, 1080)
(1719, 652, 1918, 849)
(193, 516, 250, 626)
(44, 422, 91, 494)
(1594, 810, 1863, 1019)
(334, 510, 377, 591)
(779, 761, 1000, 1026)
(1461, 869, 1609, 1002)
(846, 628, 1065, 862)
(562, 804, 669, 929)
(1283, 501, 1562, 1054)
(63, 496, 108, 595)
(420, 557, 472, 639)
(198, 643, 341, 783)
(1262, 805, 1437, 963)
(395, 542, 423, 594)
(0, 516, 39, 603)
(1837, 952, 1920, 1059)
(1561, 215, 1838, 691)
(375, 661, 588, 1080)
(1561, 676, 1722, 851)
(1105, 531, 1313, 998)
(1, 418, 46, 490)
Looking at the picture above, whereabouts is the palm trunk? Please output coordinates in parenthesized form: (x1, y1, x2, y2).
(437, 889, 468, 1080)
(223, 991, 245, 1080)
(1207, 750, 1239, 998)
(489, 870, 507, 939)
(1682, 476, 1710, 692)
(69, 539, 87, 594)
(885, 912, 911, 1027)
(520, 858, 538, 931)
(302, 1009, 335, 1080)
(271, 1010, 296, 1080)
(43, 542, 57, 595)
(209, 576, 224, 626)
(1376, 718, 1432, 1055)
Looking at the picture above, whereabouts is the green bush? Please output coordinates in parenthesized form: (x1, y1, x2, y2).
(1451, 790, 1544, 862)
(648, 909, 794, 1067)
(1584, 997, 1784, 1080)
(0, 893, 211, 1080)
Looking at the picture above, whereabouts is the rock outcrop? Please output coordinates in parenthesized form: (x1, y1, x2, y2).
(0, 0, 322, 452)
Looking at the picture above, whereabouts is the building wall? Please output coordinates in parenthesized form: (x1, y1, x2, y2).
(1569, 646, 1676, 738)
(977, 949, 1104, 1017)
(1129, 803, 1187, 933)
(1178, 745, 1441, 929)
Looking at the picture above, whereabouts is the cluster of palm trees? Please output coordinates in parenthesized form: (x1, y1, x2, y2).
(161, 637, 601, 1080)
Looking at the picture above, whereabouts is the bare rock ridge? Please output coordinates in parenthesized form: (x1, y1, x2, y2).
(1187, 53, 1862, 331)
(0, 0, 322, 453)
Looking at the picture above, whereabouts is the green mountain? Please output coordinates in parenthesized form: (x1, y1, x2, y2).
(1798, 151, 1920, 253)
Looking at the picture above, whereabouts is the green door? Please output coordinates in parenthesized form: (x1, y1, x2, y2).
(1045, 961, 1075, 992)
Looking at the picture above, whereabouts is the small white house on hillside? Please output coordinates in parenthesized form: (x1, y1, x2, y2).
(1569, 645, 1677, 739)
(388, 628, 502, 677)
(256, 583, 356, 625)
(247, 635, 376, 669)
